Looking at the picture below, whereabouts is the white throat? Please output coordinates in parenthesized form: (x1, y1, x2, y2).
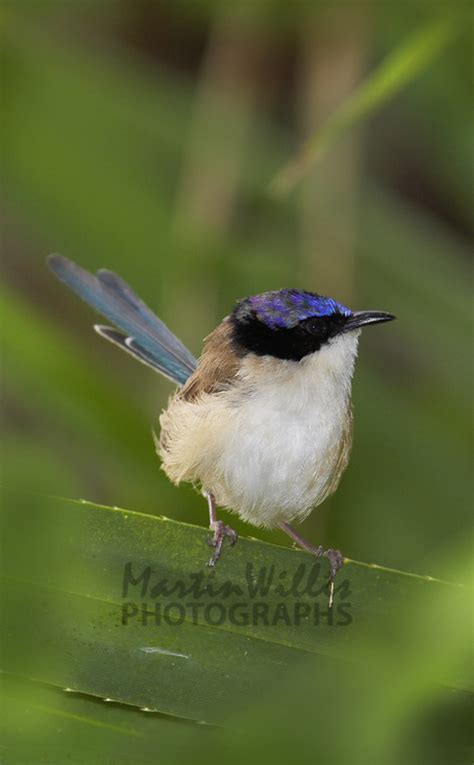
(237, 329, 360, 400)
(214, 330, 361, 525)
(160, 330, 361, 529)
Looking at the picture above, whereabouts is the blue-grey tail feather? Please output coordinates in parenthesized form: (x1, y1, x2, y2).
(94, 325, 185, 384)
(47, 254, 196, 386)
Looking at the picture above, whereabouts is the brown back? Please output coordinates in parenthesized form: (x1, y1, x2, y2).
(180, 318, 241, 401)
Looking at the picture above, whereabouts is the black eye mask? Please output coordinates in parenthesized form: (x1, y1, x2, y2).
(231, 311, 350, 361)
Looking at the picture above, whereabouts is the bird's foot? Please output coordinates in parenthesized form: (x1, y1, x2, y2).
(320, 547, 344, 580)
(316, 547, 344, 608)
(207, 521, 238, 566)
(279, 524, 345, 609)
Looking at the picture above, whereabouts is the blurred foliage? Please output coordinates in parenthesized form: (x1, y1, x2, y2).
(272, 16, 460, 194)
(1, 0, 472, 763)
(1, 490, 472, 764)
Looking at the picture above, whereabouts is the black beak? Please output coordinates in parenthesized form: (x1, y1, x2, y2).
(343, 311, 396, 332)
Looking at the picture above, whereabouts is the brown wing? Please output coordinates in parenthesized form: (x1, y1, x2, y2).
(179, 317, 241, 402)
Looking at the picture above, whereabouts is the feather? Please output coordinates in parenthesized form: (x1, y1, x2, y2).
(48, 254, 196, 385)
(160, 332, 359, 528)
(179, 318, 241, 401)
(96, 268, 197, 370)
(94, 325, 184, 383)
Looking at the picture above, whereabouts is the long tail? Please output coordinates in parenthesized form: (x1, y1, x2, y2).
(47, 254, 197, 385)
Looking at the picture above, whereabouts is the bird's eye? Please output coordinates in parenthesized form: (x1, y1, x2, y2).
(304, 317, 325, 336)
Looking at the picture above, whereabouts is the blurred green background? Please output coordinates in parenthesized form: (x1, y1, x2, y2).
(1, 1, 472, 763)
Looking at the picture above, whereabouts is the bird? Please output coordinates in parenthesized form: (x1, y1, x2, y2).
(47, 254, 395, 604)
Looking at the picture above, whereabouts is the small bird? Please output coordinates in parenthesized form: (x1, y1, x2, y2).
(48, 254, 395, 602)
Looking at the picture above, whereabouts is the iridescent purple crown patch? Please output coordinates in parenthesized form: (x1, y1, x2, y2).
(245, 289, 352, 329)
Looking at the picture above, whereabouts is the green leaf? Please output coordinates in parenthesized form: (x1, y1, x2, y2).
(271, 17, 460, 196)
(1, 489, 470, 729)
(0, 674, 194, 765)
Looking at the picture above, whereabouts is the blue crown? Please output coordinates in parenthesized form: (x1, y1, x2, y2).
(244, 289, 352, 329)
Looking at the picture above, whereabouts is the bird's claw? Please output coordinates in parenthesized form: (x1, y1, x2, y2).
(317, 547, 344, 608)
(308, 545, 344, 607)
(207, 521, 238, 566)
(323, 547, 344, 579)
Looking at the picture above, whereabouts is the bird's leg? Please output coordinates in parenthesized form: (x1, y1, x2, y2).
(279, 522, 344, 608)
(204, 491, 238, 567)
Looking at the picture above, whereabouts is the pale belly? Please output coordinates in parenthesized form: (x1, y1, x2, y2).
(206, 390, 351, 527)
(159, 357, 353, 529)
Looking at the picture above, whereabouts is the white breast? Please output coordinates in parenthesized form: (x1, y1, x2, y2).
(160, 332, 360, 529)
